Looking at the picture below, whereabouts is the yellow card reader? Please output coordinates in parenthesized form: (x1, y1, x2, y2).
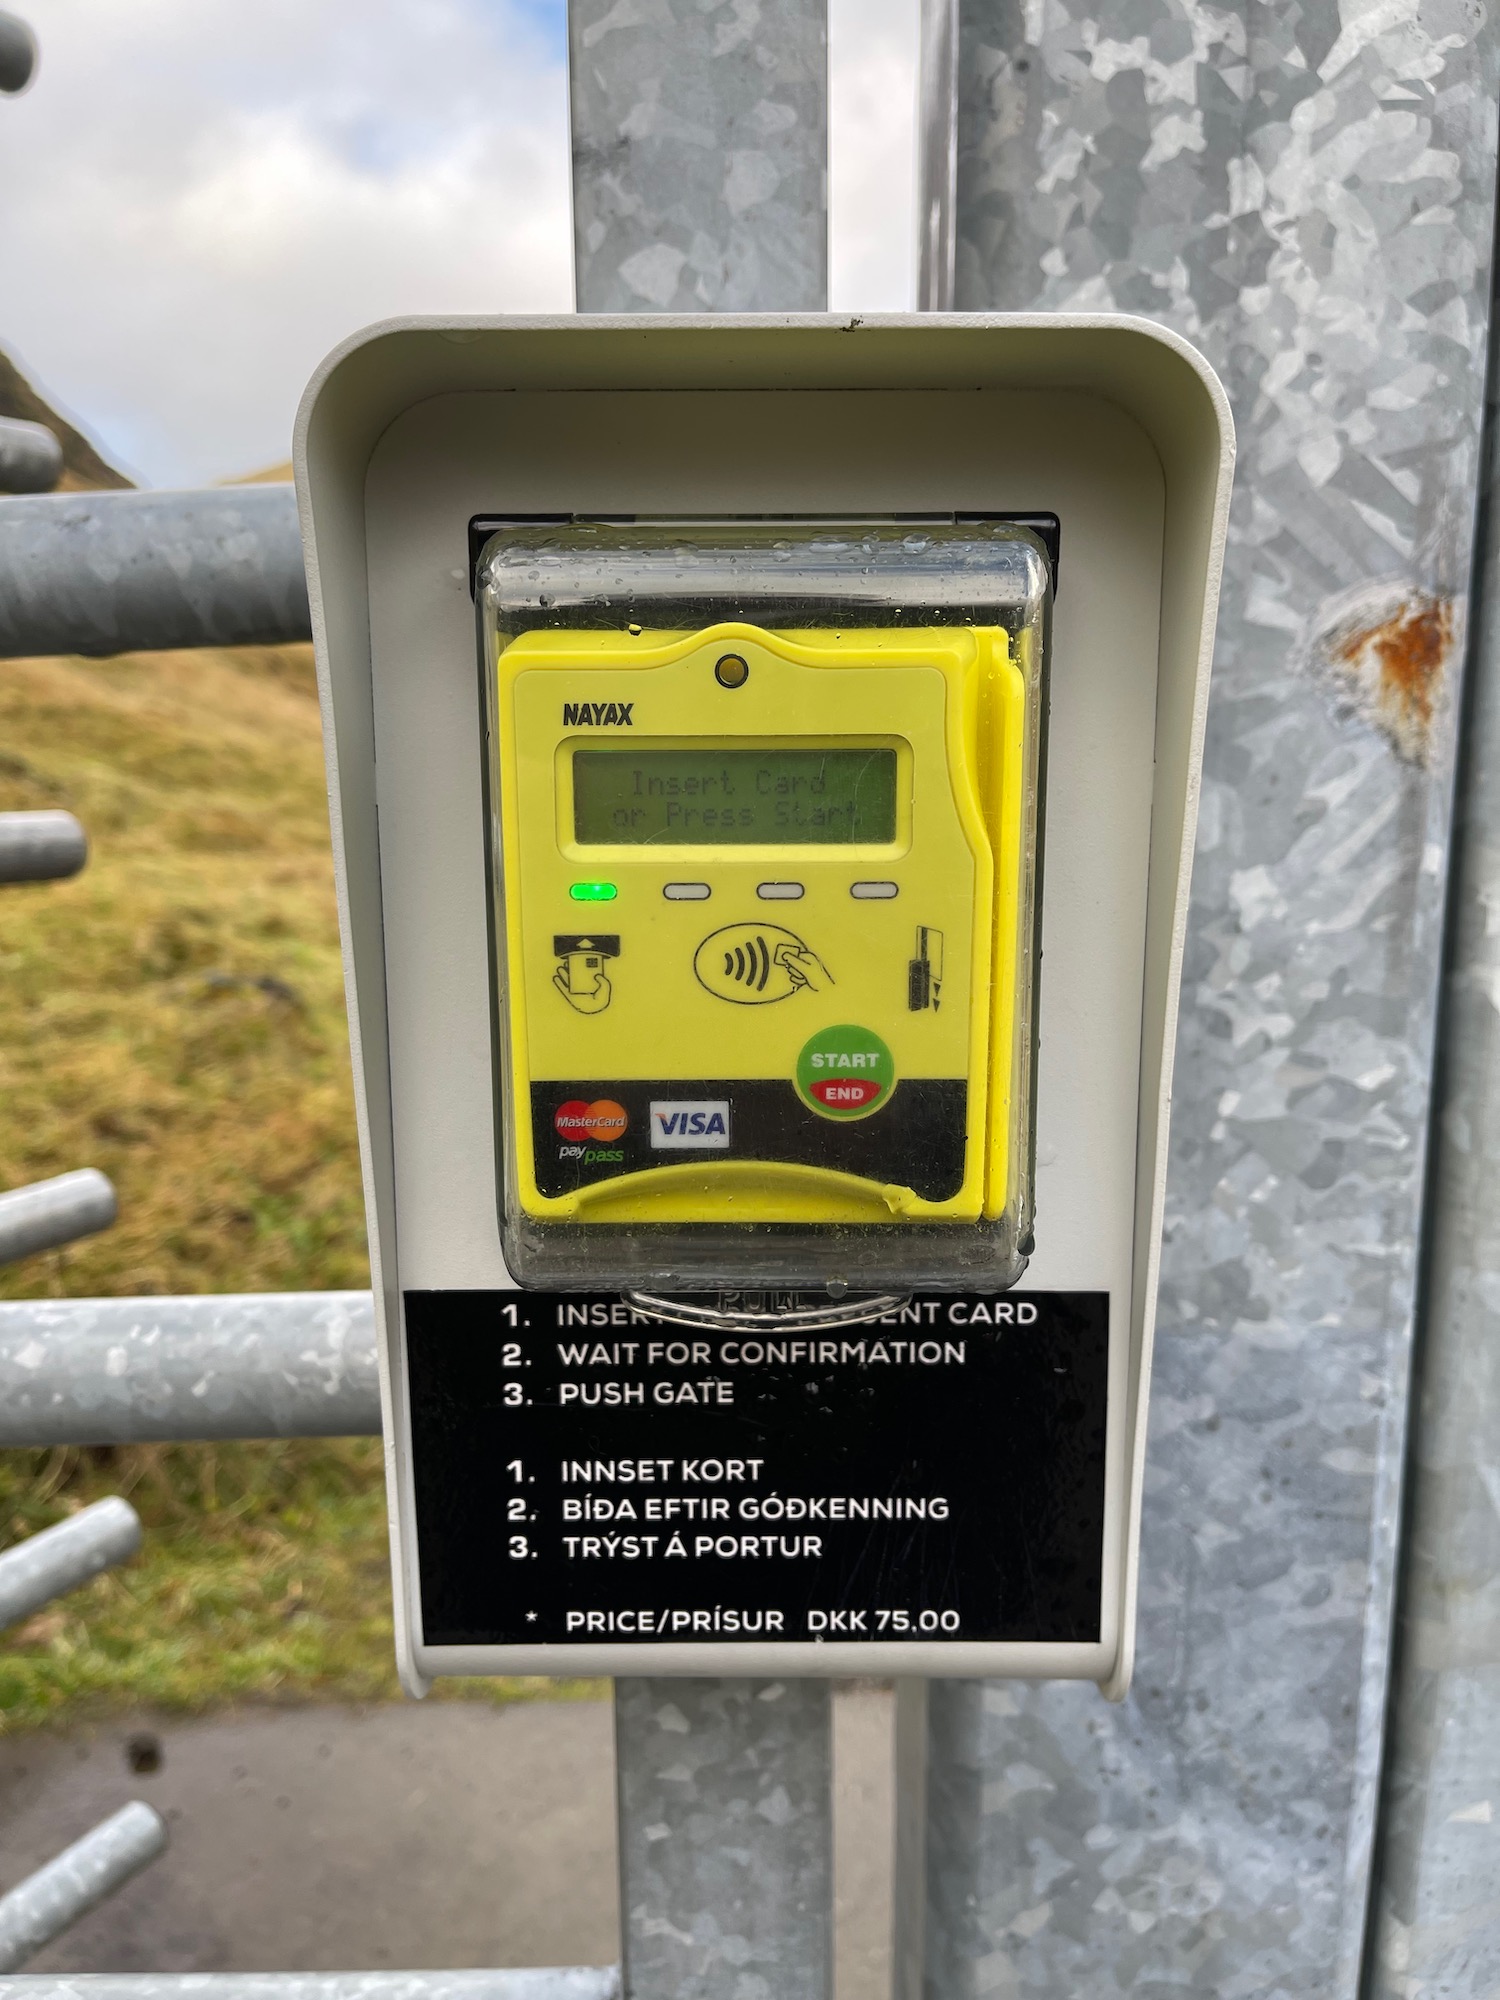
(478, 520, 1049, 1295)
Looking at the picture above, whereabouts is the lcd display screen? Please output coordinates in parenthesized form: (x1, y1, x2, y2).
(572, 745, 898, 846)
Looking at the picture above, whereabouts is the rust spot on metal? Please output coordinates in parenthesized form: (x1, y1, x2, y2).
(1313, 586, 1459, 766)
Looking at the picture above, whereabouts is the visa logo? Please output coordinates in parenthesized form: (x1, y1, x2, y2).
(649, 1100, 731, 1149)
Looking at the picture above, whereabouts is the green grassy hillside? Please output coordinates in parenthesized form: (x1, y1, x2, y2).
(0, 641, 366, 1301)
(0, 639, 586, 1724)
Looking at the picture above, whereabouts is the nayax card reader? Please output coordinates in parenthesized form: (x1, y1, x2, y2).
(477, 520, 1051, 1298)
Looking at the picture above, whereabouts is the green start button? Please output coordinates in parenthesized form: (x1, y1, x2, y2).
(796, 1025, 895, 1119)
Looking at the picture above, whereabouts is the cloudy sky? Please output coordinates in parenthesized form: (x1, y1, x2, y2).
(0, 0, 918, 486)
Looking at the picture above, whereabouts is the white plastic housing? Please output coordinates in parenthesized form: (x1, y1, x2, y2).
(295, 315, 1233, 1694)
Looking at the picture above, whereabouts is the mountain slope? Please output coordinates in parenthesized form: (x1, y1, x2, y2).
(0, 347, 132, 490)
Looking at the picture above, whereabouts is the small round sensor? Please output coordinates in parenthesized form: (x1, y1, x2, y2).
(715, 653, 750, 688)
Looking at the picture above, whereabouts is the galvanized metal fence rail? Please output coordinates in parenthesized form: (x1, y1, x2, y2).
(0, 811, 86, 884)
(0, 378, 157, 1961)
(0, 1498, 141, 1631)
(0, 489, 310, 657)
(0, 1979, 620, 2000)
(0, 1326, 616, 1991)
(0, 29, 334, 1985)
(0, 1497, 167, 1969)
(0, 420, 61, 496)
(0, 1173, 116, 1270)
(0, 1292, 380, 1446)
(0, 1807, 168, 1975)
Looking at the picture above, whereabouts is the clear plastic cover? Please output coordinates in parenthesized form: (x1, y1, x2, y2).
(475, 520, 1051, 1299)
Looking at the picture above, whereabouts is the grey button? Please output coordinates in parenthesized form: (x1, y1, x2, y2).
(663, 882, 711, 901)
(850, 880, 899, 900)
(757, 882, 805, 900)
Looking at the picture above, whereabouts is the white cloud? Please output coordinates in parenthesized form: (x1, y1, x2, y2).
(0, 0, 918, 486)
(0, 0, 573, 483)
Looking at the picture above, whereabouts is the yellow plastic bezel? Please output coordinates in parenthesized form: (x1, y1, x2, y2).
(493, 622, 1027, 1227)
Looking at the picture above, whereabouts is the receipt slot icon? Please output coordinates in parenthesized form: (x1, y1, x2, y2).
(908, 927, 944, 1012)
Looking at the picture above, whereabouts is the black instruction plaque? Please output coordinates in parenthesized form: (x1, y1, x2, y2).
(404, 1289, 1108, 1649)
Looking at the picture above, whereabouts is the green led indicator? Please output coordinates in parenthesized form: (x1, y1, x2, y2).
(569, 881, 618, 902)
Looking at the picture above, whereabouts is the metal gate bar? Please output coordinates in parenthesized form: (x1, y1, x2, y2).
(0, 810, 87, 883)
(0, 1172, 116, 1269)
(0, 488, 309, 657)
(903, 1, 1500, 1993)
(0, 1806, 168, 1975)
(0, 1292, 378, 1445)
(0, 1498, 140, 1630)
(0, 1979, 620, 2000)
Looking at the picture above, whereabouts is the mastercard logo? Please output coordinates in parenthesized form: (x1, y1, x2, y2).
(554, 1098, 630, 1143)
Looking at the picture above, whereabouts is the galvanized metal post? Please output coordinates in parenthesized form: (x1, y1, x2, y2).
(915, 0, 955, 314)
(568, 0, 827, 314)
(901, 2, 1500, 1994)
(1363, 224, 1500, 1999)
(566, 5, 833, 1993)
(615, 1679, 832, 2000)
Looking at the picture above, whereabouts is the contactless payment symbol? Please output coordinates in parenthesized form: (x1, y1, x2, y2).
(694, 923, 831, 1004)
(796, 1025, 895, 1119)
